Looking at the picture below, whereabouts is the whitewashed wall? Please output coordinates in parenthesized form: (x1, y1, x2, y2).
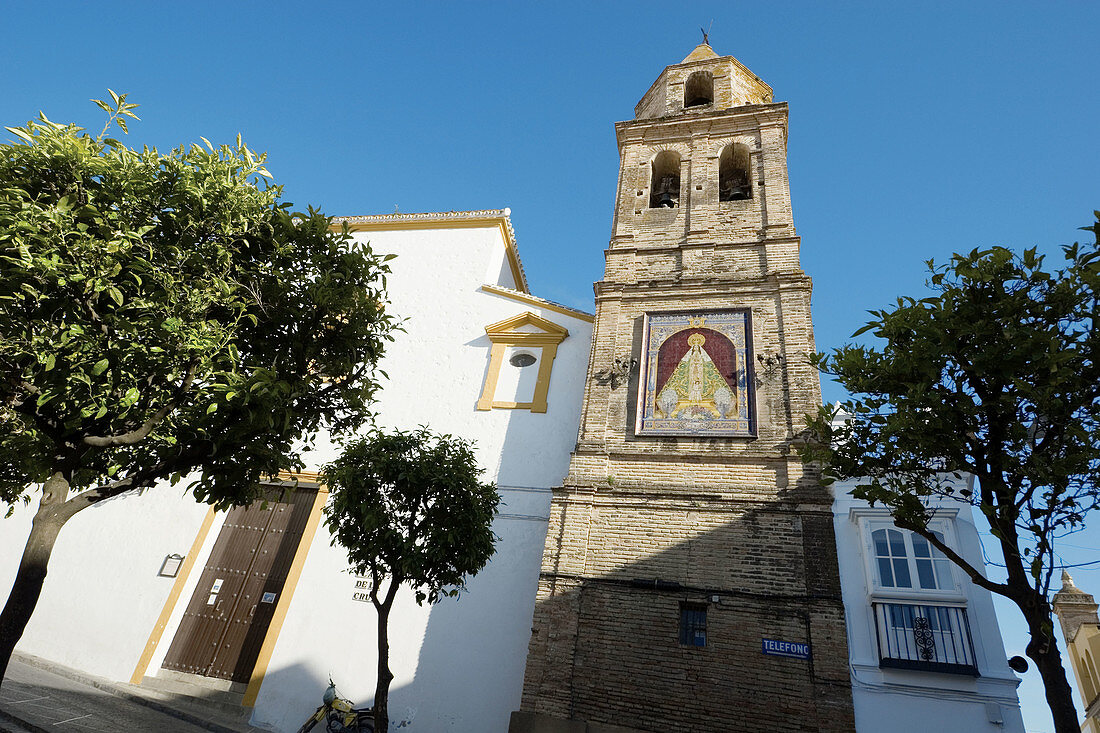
(0, 482, 212, 682)
(0, 220, 593, 733)
(248, 225, 593, 732)
(833, 477, 1026, 733)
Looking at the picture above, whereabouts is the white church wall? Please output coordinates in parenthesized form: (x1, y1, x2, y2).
(0, 483, 213, 681)
(248, 489, 552, 732)
(246, 223, 591, 731)
(833, 477, 1026, 733)
(299, 224, 592, 485)
(484, 231, 518, 291)
(0, 214, 592, 733)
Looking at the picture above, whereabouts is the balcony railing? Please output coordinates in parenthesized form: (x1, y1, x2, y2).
(872, 602, 979, 676)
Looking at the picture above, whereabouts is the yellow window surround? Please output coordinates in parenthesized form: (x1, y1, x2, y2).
(478, 311, 569, 413)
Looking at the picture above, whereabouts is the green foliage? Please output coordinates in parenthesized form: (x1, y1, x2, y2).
(322, 428, 500, 606)
(0, 93, 397, 511)
(801, 212, 1100, 599)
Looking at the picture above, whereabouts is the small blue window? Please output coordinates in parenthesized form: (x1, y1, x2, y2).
(679, 603, 707, 647)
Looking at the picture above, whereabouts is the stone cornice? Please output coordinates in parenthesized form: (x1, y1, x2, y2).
(848, 505, 960, 521)
(593, 274, 812, 300)
(617, 103, 789, 147)
(606, 235, 801, 253)
(573, 446, 798, 463)
(551, 488, 833, 514)
(336, 207, 509, 228)
(265, 470, 325, 490)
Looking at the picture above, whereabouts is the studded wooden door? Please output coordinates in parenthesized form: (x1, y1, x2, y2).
(161, 487, 315, 682)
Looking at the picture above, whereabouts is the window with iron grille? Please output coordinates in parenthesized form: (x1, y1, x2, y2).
(679, 603, 707, 647)
(873, 601, 978, 675)
(859, 518, 978, 675)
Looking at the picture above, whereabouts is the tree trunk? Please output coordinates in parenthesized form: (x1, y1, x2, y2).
(0, 473, 73, 686)
(1023, 601, 1081, 733)
(374, 599, 394, 733)
(984, 505, 1080, 733)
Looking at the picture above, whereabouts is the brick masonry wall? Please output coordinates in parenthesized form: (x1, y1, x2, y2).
(522, 578, 852, 733)
(515, 51, 854, 733)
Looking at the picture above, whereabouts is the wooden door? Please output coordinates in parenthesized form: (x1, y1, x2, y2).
(162, 487, 315, 682)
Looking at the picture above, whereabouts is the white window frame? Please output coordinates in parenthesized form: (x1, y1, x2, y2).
(849, 507, 967, 605)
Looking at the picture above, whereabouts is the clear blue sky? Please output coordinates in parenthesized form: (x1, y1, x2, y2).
(3, 3, 1098, 731)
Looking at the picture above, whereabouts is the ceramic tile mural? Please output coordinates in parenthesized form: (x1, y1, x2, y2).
(636, 310, 755, 436)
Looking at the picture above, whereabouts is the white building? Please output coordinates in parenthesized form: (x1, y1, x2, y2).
(833, 474, 1026, 732)
(0, 209, 595, 733)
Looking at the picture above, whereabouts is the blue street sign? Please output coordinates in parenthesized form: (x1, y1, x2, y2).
(761, 638, 811, 660)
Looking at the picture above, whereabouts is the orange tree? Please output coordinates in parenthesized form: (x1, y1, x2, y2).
(0, 93, 396, 682)
(322, 428, 499, 732)
(801, 213, 1100, 733)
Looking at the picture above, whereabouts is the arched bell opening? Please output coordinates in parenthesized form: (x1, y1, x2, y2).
(649, 151, 681, 209)
(719, 143, 752, 202)
(684, 71, 714, 108)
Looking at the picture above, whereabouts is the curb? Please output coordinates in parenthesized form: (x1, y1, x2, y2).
(6, 653, 258, 733)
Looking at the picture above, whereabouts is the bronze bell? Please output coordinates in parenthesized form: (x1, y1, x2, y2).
(655, 191, 676, 208)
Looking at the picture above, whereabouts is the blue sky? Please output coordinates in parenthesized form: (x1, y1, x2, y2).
(2, 3, 1098, 731)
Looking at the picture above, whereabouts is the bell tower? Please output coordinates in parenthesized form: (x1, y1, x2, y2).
(1052, 572, 1100, 732)
(511, 43, 855, 733)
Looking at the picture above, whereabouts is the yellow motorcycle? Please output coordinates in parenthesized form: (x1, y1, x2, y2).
(297, 680, 375, 733)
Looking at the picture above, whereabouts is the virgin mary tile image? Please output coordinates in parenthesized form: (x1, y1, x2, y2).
(636, 310, 755, 436)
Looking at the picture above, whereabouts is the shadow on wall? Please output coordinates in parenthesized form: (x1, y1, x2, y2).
(248, 343, 852, 732)
(248, 512, 547, 731)
(404, 394, 567, 731)
(513, 488, 855, 733)
(245, 485, 849, 732)
(312, 396, 576, 732)
(408, 506, 550, 732)
(247, 402, 569, 731)
(244, 366, 585, 732)
(405, 360, 593, 730)
(489, 357, 586, 491)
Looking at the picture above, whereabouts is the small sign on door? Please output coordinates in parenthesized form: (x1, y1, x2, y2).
(260, 592, 277, 604)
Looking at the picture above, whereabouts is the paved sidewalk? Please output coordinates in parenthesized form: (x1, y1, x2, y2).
(0, 656, 260, 733)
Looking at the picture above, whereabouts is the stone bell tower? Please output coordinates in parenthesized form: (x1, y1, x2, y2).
(1052, 572, 1100, 732)
(510, 42, 855, 733)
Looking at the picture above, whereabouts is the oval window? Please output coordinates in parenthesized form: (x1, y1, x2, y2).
(509, 352, 537, 367)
